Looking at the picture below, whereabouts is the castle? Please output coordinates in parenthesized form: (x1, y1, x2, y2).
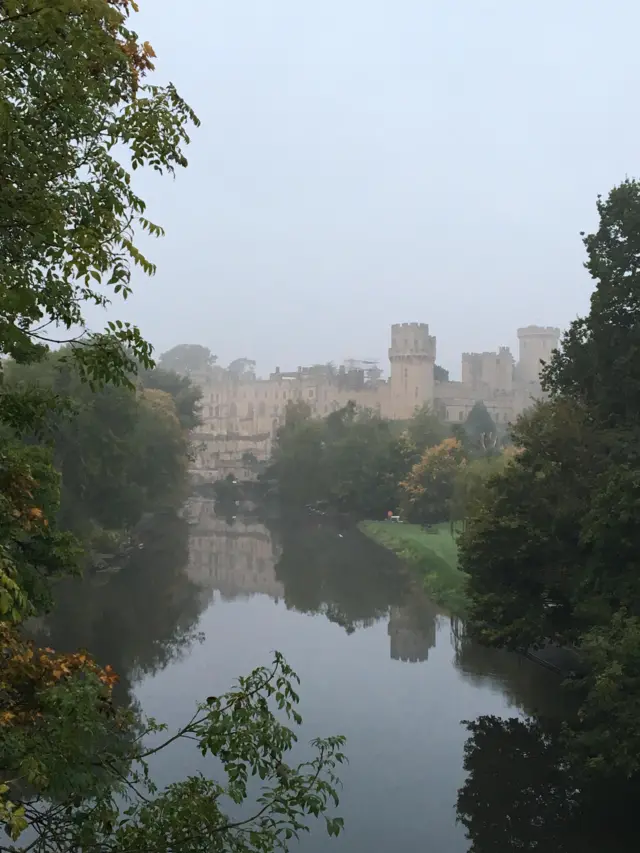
(189, 322, 560, 482)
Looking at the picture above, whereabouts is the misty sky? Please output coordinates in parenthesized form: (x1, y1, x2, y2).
(96, 0, 640, 378)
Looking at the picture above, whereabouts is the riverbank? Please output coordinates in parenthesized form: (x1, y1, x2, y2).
(359, 521, 468, 615)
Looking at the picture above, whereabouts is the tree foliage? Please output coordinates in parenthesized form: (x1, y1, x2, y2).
(0, 441, 80, 622)
(228, 358, 257, 380)
(400, 438, 466, 524)
(450, 453, 512, 532)
(266, 401, 415, 517)
(459, 179, 640, 782)
(159, 345, 217, 377)
(404, 404, 447, 457)
(0, 0, 199, 384)
(434, 364, 449, 382)
(3, 353, 196, 537)
(464, 401, 497, 448)
(1, 652, 346, 852)
(1, 6, 347, 849)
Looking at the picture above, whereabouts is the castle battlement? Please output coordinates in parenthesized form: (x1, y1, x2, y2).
(392, 322, 430, 330)
(189, 321, 557, 483)
(517, 325, 561, 338)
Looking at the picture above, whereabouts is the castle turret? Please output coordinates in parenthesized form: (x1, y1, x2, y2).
(389, 323, 436, 419)
(516, 326, 561, 386)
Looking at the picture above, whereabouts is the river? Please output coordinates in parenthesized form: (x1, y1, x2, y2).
(34, 499, 592, 852)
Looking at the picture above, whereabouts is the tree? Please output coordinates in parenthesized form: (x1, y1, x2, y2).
(400, 438, 465, 524)
(159, 345, 216, 377)
(405, 404, 447, 457)
(4, 354, 195, 537)
(0, 0, 199, 386)
(459, 180, 640, 782)
(0, 6, 347, 849)
(323, 409, 408, 517)
(228, 358, 257, 380)
(139, 365, 202, 430)
(267, 401, 412, 517)
(0, 442, 80, 622)
(542, 179, 640, 423)
(434, 364, 449, 382)
(450, 453, 511, 533)
(266, 402, 327, 506)
(464, 401, 497, 448)
(1, 648, 346, 851)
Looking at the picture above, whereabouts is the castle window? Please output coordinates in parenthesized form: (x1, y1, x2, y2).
(258, 401, 266, 417)
(458, 411, 464, 421)
(404, 368, 408, 379)
(283, 391, 287, 399)
(308, 389, 314, 397)
(247, 403, 254, 418)
(230, 402, 237, 417)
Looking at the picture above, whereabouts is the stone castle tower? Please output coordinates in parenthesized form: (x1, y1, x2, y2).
(516, 326, 561, 386)
(389, 323, 436, 419)
(189, 321, 559, 483)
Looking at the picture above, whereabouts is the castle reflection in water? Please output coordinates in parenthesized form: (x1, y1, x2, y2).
(186, 499, 437, 664)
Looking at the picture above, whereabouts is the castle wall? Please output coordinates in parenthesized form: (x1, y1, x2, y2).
(517, 325, 561, 386)
(189, 322, 555, 481)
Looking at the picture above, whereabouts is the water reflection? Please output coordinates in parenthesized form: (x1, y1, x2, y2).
(31, 511, 205, 700)
(187, 499, 439, 660)
(451, 619, 574, 719)
(388, 599, 439, 663)
(33, 503, 617, 852)
(456, 715, 637, 852)
(34, 504, 572, 708)
(187, 499, 284, 601)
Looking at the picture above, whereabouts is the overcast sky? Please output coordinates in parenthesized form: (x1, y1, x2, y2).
(96, 0, 640, 378)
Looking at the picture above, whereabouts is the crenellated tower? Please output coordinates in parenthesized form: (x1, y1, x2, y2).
(516, 325, 561, 386)
(388, 323, 436, 419)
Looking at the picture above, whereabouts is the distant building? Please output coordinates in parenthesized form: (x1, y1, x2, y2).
(187, 322, 560, 482)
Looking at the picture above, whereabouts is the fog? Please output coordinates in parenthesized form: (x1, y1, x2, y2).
(92, 0, 640, 378)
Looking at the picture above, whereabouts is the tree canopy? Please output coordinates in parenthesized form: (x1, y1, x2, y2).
(159, 344, 217, 376)
(459, 179, 640, 782)
(0, 4, 347, 850)
(266, 400, 416, 517)
(464, 401, 497, 447)
(0, 0, 199, 386)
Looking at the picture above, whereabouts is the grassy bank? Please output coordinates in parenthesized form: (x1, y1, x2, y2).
(359, 521, 468, 615)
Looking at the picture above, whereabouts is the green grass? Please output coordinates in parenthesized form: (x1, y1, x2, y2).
(359, 520, 469, 616)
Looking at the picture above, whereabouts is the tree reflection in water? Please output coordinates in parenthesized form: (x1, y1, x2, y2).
(30, 511, 206, 703)
(457, 714, 639, 852)
(270, 517, 416, 635)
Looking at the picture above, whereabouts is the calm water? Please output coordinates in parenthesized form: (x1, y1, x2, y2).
(37, 499, 586, 852)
